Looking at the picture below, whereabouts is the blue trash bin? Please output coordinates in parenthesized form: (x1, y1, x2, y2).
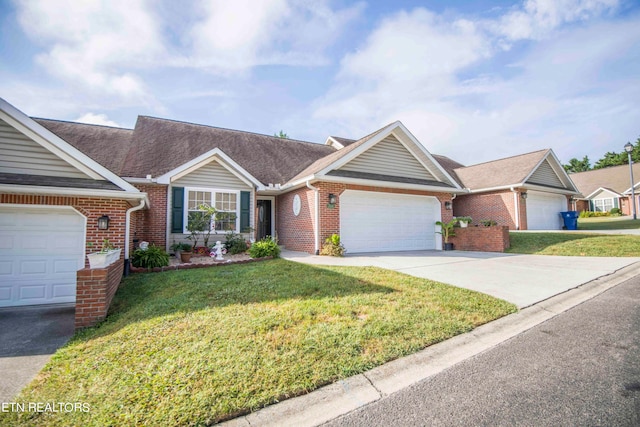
(560, 211, 578, 230)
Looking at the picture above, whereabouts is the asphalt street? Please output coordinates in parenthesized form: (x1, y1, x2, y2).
(323, 275, 640, 427)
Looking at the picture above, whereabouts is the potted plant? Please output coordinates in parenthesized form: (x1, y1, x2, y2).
(87, 239, 122, 269)
(436, 219, 457, 250)
(457, 216, 472, 228)
(179, 243, 193, 263)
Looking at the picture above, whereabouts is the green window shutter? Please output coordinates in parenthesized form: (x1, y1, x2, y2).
(614, 198, 619, 208)
(172, 187, 185, 233)
(240, 191, 250, 232)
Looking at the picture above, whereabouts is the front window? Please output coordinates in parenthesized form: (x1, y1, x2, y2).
(214, 192, 238, 231)
(593, 198, 613, 212)
(185, 189, 239, 232)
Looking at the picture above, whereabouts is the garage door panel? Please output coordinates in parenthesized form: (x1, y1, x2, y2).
(527, 192, 566, 230)
(0, 206, 83, 307)
(340, 190, 439, 253)
(19, 285, 47, 300)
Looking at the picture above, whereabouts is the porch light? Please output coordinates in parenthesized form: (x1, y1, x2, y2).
(97, 215, 110, 230)
(444, 201, 452, 210)
(328, 193, 337, 204)
(624, 142, 636, 220)
(521, 192, 528, 200)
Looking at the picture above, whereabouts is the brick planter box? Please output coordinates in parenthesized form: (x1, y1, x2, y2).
(449, 226, 510, 252)
(75, 259, 124, 329)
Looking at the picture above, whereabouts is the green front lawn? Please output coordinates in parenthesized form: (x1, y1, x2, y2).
(507, 232, 640, 256)
(578, 217, 640, 230)
(2, 260, 516, 426)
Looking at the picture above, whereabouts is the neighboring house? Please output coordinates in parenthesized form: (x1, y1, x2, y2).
(448, 150, 580, 230)
(569, 163, 640, 215)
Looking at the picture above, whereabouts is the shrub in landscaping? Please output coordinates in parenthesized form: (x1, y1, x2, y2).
(225, 231, 249, 254)
(131, 244, 169, 269)
(579, 211, 611, 218)
(610, 207, 622, 216)
(249, 236, 280, 258)
(320, 234, 346, 257)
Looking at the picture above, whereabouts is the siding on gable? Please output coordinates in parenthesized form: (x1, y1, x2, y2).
(338, 135, 437, 181)
(527, 159, 565, 188)
(0, 118, 91, 179)
(172, 160, 251, 190)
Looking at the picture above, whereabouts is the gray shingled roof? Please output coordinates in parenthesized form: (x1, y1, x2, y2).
(330, 136, 357, 147)
(119, 117, 335, 184)
(453, 149, 549, 189)
(570, 163, 640, 197)
(0, 173, 122, 191)
(34, 118, 134, 176)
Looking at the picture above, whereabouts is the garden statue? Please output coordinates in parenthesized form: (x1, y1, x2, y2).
(212, 241, 226, 261)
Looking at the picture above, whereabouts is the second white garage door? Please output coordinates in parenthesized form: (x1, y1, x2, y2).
(526, 191, 567, 230)
(340, 190, 440, 253)
(0, 206, 85, 307)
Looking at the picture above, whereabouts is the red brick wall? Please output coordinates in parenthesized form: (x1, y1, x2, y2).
(449, 226, 510, 252)
(75, 259, 124, 328)
(1, 194, 129, 266)
(276, 182, 454, 254)
(132, 184, 167, 248)
(276, 186, 317, 253)
(453, 190, 524, 230)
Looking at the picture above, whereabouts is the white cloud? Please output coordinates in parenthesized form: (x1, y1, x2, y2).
(75, 113, 120, 127)
(493, 0, 619, 42)
(310, 1, 638, 165)
(184, 0, 364, 73)
(15, 0, 164, 102)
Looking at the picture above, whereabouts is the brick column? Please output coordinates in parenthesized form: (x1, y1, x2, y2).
(75, 259, 124, 329)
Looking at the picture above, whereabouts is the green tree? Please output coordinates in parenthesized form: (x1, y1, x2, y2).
(563, 156, 591, 173)
(593, 151, 626, 169)
(274, 130, 289, 139)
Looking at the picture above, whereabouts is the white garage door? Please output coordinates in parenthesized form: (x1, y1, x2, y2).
(0, 206, 85, 307)
(526, 191, 567, 230)
(340, 190, 440, 253)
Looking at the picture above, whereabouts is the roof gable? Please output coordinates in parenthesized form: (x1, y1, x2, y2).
(454, 149, 578, 194)
(338, 134, 437, 182)
(0, 98, 139, 194)
(287, 122, 461, 191)
(586, 187, 623, 199)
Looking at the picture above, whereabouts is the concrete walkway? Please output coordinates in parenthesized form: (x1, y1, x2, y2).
(282, 249, 640, 308)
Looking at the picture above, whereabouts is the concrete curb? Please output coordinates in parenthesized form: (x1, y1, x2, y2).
(221, 261, 640, 427)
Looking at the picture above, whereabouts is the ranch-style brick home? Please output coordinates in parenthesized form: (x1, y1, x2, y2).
(0, 97, 578, 325)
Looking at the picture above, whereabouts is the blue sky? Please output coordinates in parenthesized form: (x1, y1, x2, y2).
(1, 0, 639, 166)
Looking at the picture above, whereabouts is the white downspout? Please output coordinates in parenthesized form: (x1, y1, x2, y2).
(511, 187, 520, 230)
(124, 199, 146, 275)
(306, 181, 320, 255)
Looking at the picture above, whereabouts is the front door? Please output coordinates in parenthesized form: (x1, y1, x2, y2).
(257, 200, 272, 240)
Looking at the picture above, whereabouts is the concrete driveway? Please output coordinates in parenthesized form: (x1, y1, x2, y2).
(282, 250, 640, 308)
(0, 304, 75, 402)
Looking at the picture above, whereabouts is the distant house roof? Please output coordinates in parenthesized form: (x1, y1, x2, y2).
(451, 149, 578, 194)
(453, 150, 548, 189)
(570, 163, 640, 198)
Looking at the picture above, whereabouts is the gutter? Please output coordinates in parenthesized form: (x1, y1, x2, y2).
(124, 199, 146, 276)
(306, 181, 320, 255)
(511, 187, 520, 230)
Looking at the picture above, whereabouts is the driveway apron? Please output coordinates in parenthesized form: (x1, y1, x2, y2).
(0, 305, 75, 402)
